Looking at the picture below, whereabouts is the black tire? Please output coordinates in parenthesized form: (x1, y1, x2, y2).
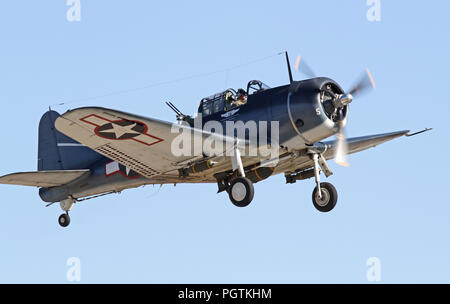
(58, 213, 71, 227)
(312, 182, 338, 213)
(228, 177, 255, 207)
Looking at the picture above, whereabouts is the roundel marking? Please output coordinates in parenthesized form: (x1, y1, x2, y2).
(95, 120, 147, 140)
(79, 114, 164, 147)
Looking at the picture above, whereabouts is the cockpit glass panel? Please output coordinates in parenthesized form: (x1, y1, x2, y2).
(202, 101, 212, 116)
(213, 99, 224, 114)
(199, 84, 261, 117)
(247, 80, 270, 95)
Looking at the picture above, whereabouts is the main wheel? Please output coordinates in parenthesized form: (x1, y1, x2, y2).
(58, 213, 71, 227)
(312, 182, 338, 213)
(228, 177, 255, 207)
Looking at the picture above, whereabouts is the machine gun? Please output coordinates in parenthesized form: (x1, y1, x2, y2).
(166, 101, 194, 126)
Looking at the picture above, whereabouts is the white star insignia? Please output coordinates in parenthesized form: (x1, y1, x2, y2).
(106, 122, 140, 139)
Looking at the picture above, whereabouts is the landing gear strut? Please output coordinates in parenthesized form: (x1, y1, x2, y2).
(227, 143, 255, 207)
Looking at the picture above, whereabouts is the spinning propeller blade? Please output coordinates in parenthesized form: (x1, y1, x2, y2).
(294, 55, 316, 78)
(334, 68, 376, 167)
(334, 121, 349, 167)
(348, 68, 376, 97)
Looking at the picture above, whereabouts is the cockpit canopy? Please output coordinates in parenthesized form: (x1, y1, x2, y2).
(247, 80, 270, 95)
(198, 80, 270, 117)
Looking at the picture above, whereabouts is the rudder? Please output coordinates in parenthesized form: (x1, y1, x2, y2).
(38, 110, 103, 171)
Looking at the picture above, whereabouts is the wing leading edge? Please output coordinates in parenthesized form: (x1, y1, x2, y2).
(322, 130, 410, 160)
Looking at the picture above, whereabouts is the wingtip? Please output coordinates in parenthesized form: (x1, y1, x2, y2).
(405, 128, 433, 137)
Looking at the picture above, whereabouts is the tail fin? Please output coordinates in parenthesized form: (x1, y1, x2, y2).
(38, 110, 103, 171)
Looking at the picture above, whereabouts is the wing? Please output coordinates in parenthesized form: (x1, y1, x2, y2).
(54, 107, 237, 179)
(275, 130, 411, 174)
(0, 170, 90, 187)
(323, 130, 410, 158)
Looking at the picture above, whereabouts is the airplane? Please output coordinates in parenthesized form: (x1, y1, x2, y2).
(0, 53, 431, 227)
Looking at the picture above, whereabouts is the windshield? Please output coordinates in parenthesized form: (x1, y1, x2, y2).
(247, 80, 270, 95)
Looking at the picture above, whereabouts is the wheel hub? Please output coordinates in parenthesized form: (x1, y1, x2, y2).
(315, 188, 330, 207)
(231, 182, 247, 202)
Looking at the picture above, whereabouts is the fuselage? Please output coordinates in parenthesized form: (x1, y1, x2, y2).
(197, 77, 345, 150)
(39, 77, 347, 203)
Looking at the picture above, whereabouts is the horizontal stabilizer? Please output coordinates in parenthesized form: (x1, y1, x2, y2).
(0, 170, 90, 187)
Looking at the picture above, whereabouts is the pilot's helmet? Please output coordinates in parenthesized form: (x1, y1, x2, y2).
(237, 88, 246, 95)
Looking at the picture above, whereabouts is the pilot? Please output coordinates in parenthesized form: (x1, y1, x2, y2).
(225, 91, 234, 110)
(232, 88, 247, 106)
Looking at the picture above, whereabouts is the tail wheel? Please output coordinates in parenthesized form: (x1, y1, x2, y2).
(58, 213, 71, 227)
(312, 182, 338, 213)
(228, 177, 254, 208)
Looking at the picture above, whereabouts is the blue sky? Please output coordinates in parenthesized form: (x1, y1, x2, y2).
(0, 0, 449, 283)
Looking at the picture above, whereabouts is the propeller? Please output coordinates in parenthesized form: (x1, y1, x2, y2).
(348, 68, 376, 97)
(294, 55, 316, 78)
(293, 54, 376, 167)
(333, 68, 376, 167)
(334, 121, 350, 167)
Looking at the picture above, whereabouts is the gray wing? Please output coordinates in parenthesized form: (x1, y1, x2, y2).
(54, 107, 246, 179)
(0, 170, 90, 187)
(275, 130, 411, 174)
(322, 130, 410, 159)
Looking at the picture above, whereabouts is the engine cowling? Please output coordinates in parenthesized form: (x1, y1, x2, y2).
(278, 77, 348, 150)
